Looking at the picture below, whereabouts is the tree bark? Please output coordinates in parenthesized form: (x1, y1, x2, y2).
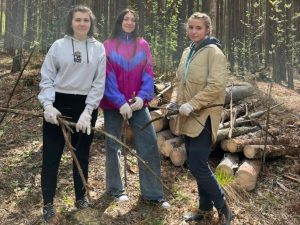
(221, 103, 251, 123)
(157, 129, 174, 151)
(216, 154, 239, 176)
(235, 159, 261, 191)
(224, 84, 255, 105)
(169, 143, 187, 166)
(221, 135, 289, 153)
(243, 144, 292, 159)
(150, 109, 169, 132)
(216, 126, 260, 142)
(160, 136, 184, 157)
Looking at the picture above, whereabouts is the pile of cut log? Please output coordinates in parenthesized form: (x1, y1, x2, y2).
(148, 82, 294, 191)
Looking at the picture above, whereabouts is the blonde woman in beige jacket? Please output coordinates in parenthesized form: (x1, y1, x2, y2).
(168, 12, 233, 225)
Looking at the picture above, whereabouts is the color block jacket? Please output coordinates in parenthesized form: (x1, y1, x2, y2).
(100, 33, 154, 109)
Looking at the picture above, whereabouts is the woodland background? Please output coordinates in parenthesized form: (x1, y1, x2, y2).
(0, 1, 300, 225)
(0, 0, 300, 87)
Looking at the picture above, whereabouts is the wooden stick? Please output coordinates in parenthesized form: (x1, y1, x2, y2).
(283, 174, 300, 184)
(0, 46, 36, 125)
(1, 108, 175, 198)
(261, 82, 273, 173)
(58, 118, 92, 202)
(59, 120, 175, 198)
(141, 103, 224, 131)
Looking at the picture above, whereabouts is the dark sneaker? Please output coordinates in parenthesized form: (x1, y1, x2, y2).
(75, 197, 90, 209)
(42, 203, 56, 223)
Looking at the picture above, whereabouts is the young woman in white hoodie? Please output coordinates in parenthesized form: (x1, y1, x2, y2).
(38, 5, 106, 222)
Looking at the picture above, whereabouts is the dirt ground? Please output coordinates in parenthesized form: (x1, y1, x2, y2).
(0, 52, 299, 225)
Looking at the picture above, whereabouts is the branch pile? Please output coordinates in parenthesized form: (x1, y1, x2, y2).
(145, 82, 298, 192)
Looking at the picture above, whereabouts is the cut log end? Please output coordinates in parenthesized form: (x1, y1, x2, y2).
(169, 144, 187, 166)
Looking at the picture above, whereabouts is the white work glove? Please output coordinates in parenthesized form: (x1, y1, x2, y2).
(76, 108, 92, 135)
(44, 105, 61, 125)
(179, 103, 193, 116)
(130, 96, 144, 111)
(119, 103, 132, 119)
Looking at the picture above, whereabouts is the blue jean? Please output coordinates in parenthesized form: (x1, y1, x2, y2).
(103, 107, 164, 200)
(184, 117, 225, 210)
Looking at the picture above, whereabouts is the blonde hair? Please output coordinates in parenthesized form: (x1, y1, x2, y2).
(187, 12, 212, 35)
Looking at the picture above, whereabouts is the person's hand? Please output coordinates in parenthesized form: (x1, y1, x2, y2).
(76, 108, 92, 135)
(179, 103, 193, 116)
(166, 102, 178, 112)
(44, 105, 61, 125)
(130, 96, 143, 111)
(120, 103, 132, 119)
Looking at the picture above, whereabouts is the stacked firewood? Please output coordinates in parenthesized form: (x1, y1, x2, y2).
(94, 82, 296, 191)
(147, 82, 295, 191)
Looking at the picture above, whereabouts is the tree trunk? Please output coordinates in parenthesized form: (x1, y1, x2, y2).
(220, 108, 271, 129)
(169, 143, 187, 167)
(160, 136, 184, 157)
(157, 129, 174, 151)
(202, 0, 217, 36)
(216, 126, 260, 142)
(175, 0, 187, 62)
(221, 135, 289, 153)
(4, 0, 13, 52)
(224, 84, 255, 105)
(169, 116, 177, 135)
(11, 49, 22, 72)
(243, 145, 290, 159)
(0, 0, 3, 36)
(216, 154, 239, 176)
(150, 109, 169, 132)
(235, 159, 261, 191)
(136, 0, 145, 36)
(221, 103, 250, 123)
(24, 0, 36, 50)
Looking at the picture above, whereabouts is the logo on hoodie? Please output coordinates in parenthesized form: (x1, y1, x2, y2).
(73, 51, 82, 63)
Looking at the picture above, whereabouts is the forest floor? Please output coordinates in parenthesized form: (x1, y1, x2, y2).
(0, 52, 299, 225)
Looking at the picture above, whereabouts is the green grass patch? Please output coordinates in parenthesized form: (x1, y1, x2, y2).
(215, 169, 234, 187)
(148, 219, 164, 225)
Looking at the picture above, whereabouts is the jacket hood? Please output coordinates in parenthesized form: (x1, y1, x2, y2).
(191, 36, 222, 52)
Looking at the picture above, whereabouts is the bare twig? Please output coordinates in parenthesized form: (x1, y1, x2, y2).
(0, 46, 36, 125)
(58, 117, 92, 202)
(283, 174, 300, 184)
(261, 82, 273, 173)
(0, 107, 43, 117)
(141, 103, 224, 131)
(157, 83, 172, 98)
(0, 107, 175, 198)
(11, 95, 36, 109)
(0, 107, 71, 120)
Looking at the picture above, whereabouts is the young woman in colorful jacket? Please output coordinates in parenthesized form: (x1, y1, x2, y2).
(99, 8, 170, 209)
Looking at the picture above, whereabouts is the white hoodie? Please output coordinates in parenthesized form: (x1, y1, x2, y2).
(38, 35, 106, 110)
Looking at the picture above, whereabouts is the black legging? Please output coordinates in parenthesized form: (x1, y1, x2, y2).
(41, 92, 97, 205)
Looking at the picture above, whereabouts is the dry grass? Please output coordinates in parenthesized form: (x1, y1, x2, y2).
(0, 52, 299, 225)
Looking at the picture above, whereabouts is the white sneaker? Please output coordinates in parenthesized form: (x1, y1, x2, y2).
(161, 200, 171, 209)
(147, 199, 171, 209)
(116, 194, 129, 202)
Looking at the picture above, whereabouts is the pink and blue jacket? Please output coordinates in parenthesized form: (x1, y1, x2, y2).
(100, 33, 154, 109)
